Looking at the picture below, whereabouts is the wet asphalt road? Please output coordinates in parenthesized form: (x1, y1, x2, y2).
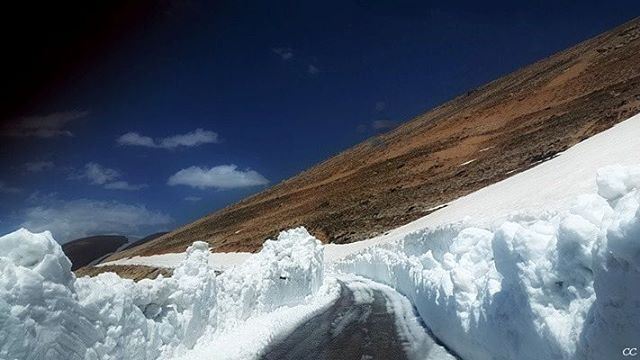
(261, 281, 412, 360)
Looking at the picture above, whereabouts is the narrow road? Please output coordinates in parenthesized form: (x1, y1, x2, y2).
(261, 279, 456, 360)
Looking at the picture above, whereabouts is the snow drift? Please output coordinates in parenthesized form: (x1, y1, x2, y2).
(216, 227, 325, 329)
(0, 227, 330, 360)
(336, 164, 640, 360)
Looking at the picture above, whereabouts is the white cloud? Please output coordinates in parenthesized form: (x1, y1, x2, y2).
(20, 197, 173, 243)
(24, 161, 55, 173)
(159, 129, 219, 148)
(167, 165, 269, 190)
(1, 111, 88, 138)
(184, 196, 202, 202)
(272, 47, 294, 60)
(117, 128, 219, 149)
(0, 181, 20, 194)
(73, 162, 146, 191)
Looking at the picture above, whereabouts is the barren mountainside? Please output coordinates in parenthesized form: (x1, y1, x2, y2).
(63, 235, 127, 270)
(108, 17, 640, 260)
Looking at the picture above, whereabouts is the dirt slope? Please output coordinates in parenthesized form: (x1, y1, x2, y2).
(108, 17, 640, 259)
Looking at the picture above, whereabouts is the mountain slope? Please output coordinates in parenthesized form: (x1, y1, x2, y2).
(119, 232, 168, 251)
(62, 235, 128, 270)
(109, 17, 640, 259)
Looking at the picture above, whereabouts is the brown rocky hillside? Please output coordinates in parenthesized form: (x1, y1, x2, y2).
(107, 17, 640, 260)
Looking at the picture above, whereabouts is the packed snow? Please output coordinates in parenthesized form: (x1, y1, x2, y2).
(336, 164, 640, 360)
(0, 227, 338, 360)
(458, 159, 477, 167)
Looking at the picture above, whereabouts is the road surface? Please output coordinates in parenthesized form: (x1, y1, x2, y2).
(262, 279, 456, 360)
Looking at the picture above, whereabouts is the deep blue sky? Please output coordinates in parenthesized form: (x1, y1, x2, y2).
(1, 1, 639, 242)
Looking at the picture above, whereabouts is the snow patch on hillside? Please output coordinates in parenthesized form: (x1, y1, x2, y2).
(336, 164, 640, 360)
(325, 112, 640, 262)
(98, 251, 251, 271)
(0, 227, 336, 360)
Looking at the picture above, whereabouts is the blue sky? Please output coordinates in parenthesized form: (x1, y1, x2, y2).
(1, 1, 639, 242)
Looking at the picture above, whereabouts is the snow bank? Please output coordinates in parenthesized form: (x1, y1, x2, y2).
(578, 166, 640, 359)
(0, 227, 332, 360)
(177, 277, 339, 360)
(0, 229, 94, 360)
(76, 240, 218, 359)
(216, 228, 324, 329)
(336, 164, 640, 360)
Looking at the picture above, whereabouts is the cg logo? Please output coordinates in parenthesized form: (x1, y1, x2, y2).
(623, 348, 638, 357)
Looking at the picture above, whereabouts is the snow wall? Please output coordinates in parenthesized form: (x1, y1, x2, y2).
(336, 164, 640, 360)
(0, 227, 326, 360)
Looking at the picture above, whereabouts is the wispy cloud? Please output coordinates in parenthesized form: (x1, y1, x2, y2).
(117, 132, 156, 147)
(273, 47, 322, 77)
(184, 196, 202, 202)
(374, 101, 386, 112)
(167, 165, 269, 190)
(371, 119, 397, 130)
(308, 64, 320, 75)
(357, 119, 398, 134)
(0, 181, 20, 194)
(24, 161, 54, 173)
(117, 128, 219, 149)
(80, 163, 119, 185)
(20, 196, 172, 243)
(73, 162, 147, 191)
(1, 111, 88, 138)
(272, 47, 294, 60)
(103, 181, 147, 191)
